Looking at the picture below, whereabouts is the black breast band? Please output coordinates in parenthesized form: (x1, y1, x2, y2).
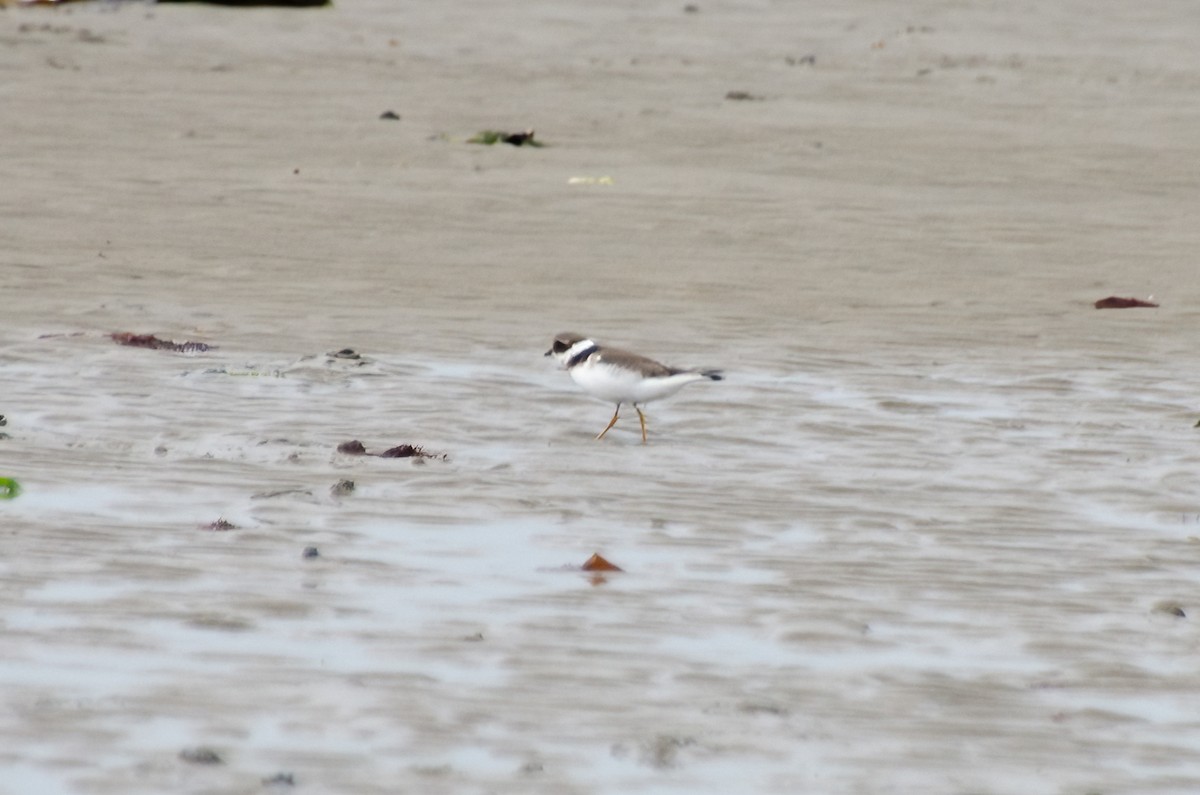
(566, 344, 599, 368)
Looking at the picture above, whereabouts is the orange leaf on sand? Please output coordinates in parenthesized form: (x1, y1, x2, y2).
(581, 553, 623, 572)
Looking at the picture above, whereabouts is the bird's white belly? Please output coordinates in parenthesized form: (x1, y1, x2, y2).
(570, 361, 696, 404)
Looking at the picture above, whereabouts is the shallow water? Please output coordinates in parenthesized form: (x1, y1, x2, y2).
(4, 326, 1200, 795)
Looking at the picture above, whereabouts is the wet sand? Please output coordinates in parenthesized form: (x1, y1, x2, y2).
(3, 1, 1200, 793)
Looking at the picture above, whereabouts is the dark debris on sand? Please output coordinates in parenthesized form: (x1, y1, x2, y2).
(262, 772, 296, 787)
(179, 747, 223, 765)
(467, 128, 544, 147)
(112, 332, 215, 353)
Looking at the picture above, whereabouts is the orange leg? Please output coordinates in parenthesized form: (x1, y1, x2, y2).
(635, 406, 648, 444)
(595, 404, 621, 440)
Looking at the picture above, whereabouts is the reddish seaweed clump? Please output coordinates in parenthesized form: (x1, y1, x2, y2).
(1094, 296, 1158, 309)
(380, 444, 420, 458)
(337, 440, 447, 460)
(381, 443, 446, 459)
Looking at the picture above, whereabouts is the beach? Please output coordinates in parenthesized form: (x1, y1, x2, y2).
(3, 1, 1200, 792)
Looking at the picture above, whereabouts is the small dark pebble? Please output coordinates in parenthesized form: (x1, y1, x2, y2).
(302, 546, 320, 559)
(203, 518, 237, 531)
(179, 747, 222, 765)
(683, 3, 699, 12)
(330, 479, 355, 496)
(262, 772, 296, 787)
(725, 90, 762, 101)
(379, 110, 400, 120)
(785, 54, 816, 66)
(1152, 600, 1186, 618)
(463, 632, 484, 642)
(328, 348, 362, 360)
(337, 440, 368, 455)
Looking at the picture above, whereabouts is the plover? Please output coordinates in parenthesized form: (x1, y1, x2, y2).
(545, 332, 723, 443)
